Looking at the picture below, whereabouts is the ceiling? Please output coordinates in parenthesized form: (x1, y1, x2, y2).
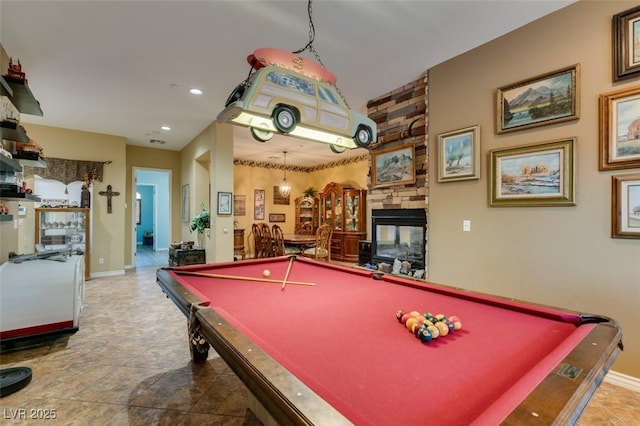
(1, 0, 575, 168)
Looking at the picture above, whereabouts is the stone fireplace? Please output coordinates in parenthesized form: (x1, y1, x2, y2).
(371, 209, 427, 270)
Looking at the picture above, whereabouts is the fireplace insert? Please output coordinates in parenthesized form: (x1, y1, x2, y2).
(371, 209, 426, 269)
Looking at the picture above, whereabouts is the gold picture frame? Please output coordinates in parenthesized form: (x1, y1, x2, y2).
(599, 86, 640, 171)
(613, 5, 640, 81)
(437, 125, 480, 182)
(611, 173, 640, 239)
(489, 138, 576, 207)
(371, 144, 416, 188)
(496, 65, 580, 134)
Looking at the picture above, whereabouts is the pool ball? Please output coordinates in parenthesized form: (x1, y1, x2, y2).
(406, 317, 419, 331)
(396, 310, 406, 322)
(435, 321, 449, 337)
(445, 320, 455, 333)
(400, 313, 412, 325)
(427, 325, 440, 339)
(448, 316, 463, 330)
(263, 269, 270, 277)
(418, 328, 433, 343)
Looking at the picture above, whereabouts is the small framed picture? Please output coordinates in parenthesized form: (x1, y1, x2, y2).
(496, 65, 579, 134)
(254, 189, 265, 220)
(268, 213, 286, 223)
(371, 144, 416, 188)
(613, 5, 640, 81)
(437, 125, 480, 182)
(489, 138, 576, 207)
(217, 192, 232, 215)
(611, 173, 640, 239)
(599, 86, 640, 171)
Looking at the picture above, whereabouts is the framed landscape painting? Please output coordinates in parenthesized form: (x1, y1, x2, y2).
(437, 125, 480, 182)
(371, 144, 415, 188)
(489, 138, 575, 207)
(599, 86, 640, 170)
(496, 65, 580, 134)
(613, 5, 640, 81)
(611, 173, 640, 239)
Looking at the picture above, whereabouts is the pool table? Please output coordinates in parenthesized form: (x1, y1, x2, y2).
(156, 256, 622, 426)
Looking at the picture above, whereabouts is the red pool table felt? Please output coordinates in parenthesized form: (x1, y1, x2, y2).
(159, 257, 620, 425)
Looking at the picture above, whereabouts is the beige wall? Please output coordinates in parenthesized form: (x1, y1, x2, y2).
(180, 122, 235, 263)
(20, 124, 127, 276)
(428, 0, 639, 377)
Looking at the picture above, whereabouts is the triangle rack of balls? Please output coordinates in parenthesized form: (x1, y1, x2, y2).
(396, 310, 463, 343)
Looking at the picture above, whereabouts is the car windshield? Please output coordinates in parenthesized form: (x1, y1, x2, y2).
(265, 71, 315, 96)
(318, 86, 340, 105)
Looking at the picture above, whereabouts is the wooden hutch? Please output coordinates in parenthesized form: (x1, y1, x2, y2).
(294, 196, 320, 233)
(320, 182, 366, 263)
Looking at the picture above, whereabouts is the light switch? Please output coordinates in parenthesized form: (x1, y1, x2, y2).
(463, 220, 471, 232)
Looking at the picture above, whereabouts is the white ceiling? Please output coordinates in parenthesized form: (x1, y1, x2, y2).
(1, 0, 575, 167)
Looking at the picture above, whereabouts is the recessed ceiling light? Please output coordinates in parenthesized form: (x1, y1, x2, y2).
(189, 88, 204, 95)
(161, 125, 171, 131)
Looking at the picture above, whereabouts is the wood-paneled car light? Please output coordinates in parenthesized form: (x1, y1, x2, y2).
(217, 48, 377, 153)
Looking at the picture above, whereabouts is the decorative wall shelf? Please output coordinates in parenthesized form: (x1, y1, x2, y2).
(0, 121, 30, 143)
(0, 76, 43, 116)
(0, 155, 22, 172)
(0, 191, 41, 202)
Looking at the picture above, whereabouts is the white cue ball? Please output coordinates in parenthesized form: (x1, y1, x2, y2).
(263, 269, 270, 277)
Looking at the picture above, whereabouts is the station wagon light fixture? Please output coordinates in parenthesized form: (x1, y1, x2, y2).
(279, 150, 291, 198)
(216, 0, 376, 153)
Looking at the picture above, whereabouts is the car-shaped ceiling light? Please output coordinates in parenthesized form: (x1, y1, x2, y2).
(216, 48, 377, 153)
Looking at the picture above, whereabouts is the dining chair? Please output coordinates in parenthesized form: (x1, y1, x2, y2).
(301, 222, 314, 235)
(251, 223, 263, 258)
(301, 224, 332, 262)
(258, 222, 274, 257)
(271, 224, 285, 256)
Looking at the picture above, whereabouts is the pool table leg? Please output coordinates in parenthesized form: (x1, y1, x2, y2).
(189, 331, 209, 363)
(188, 305, 210, 363)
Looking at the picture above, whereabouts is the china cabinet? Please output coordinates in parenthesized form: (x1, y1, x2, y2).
(319, 182, 366, 262)
(35, 208, 90, 279)
(294, 196, 320, 233)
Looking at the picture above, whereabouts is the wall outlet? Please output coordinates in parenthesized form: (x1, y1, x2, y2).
(98, 257, 105, 264)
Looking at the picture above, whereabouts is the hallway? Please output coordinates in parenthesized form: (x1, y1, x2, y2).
(135, 245, 168, 268)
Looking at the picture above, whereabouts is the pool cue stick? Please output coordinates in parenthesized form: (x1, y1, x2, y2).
(174, 270, 315, 287)
(281, 255, 296, 291)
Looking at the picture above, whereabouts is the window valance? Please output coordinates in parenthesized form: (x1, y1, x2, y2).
(23, 157, 107, 185)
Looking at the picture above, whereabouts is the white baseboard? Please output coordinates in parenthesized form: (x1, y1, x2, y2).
(90, 269, 125, 279)
(604, 370, 640, 393)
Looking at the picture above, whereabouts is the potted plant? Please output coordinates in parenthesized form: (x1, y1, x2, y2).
(303, 187, 317, 198)
(190, 203, 210, 234)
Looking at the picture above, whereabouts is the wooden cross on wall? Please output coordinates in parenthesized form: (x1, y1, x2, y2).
(98, 184, 120, 213)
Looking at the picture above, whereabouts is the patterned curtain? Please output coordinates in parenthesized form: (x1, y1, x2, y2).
(23, 157, 106, 185)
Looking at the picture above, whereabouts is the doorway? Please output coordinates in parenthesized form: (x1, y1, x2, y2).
(132, 168, 171, 268)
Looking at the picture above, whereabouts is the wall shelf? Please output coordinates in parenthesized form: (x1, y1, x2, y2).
(0, 121, 30, 143)
(0, 76, 43, 116)
(0, 76, 13, 97)
(13, 154, 47, 168)
(0, 191, 41, 202)
(0, 155, 22, 173)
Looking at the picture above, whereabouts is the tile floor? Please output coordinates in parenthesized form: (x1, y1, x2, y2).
(1, 265, 639, 425)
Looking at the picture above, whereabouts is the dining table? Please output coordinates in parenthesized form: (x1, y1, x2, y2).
(283, 233, 317, 253)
